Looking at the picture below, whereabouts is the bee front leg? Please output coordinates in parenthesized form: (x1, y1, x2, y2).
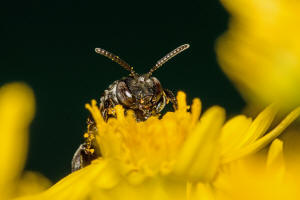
(71, 144, 87, 172)
(100, 99, 117, 121)
(164, 89, 178, 110)
(71, 143, 99, 172)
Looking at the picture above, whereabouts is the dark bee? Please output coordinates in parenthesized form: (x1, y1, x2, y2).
(71, 44, 190, 172)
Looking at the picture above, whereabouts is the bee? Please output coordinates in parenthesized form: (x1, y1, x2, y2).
(71, 44, 190, 172)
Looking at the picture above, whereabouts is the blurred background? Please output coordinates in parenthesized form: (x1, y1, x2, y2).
(1, 1, 245, 182)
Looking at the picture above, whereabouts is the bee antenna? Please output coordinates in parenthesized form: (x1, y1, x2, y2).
(95, 48, 137, 77)
(147, 44, 190, 77)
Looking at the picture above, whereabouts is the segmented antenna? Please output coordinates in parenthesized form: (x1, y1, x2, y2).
(95, 48, 137, 76)
(147, 44, 190, 76)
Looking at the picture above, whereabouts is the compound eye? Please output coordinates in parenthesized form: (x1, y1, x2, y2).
(116, 81, 135, 106)
(151, 77, 163, 102)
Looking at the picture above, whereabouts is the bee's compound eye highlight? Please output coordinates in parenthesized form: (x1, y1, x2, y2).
(116, 81, 135, 106)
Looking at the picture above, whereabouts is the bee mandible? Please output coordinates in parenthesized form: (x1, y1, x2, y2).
(71, 44, 190, 172)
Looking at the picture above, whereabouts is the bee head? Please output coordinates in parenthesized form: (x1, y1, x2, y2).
(95, 44, 190, 119)
(116, 75, 163, 111)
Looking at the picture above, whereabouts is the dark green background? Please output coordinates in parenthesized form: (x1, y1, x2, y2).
(1, 1, 244, 182)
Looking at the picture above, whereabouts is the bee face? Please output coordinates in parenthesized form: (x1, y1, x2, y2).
(116, 75, 164, 114)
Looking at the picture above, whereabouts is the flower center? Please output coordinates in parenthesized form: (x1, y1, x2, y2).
(86, 92, 201, 176)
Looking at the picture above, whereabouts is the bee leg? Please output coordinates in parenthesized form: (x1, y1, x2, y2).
(155, 95, 166, 114)
(71, 143, 99, 172)
(100, 99, 117, 121)
(164, 89, 178, 110)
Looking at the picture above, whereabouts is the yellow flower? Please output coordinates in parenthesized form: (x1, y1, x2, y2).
(216, 0, 300, 110)
(18, 91, 300, 200)
(0, 83, 51, 200)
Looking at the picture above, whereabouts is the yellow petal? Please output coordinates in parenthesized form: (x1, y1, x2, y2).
(16, 159, 121, 200)
(91, 178, 187, 200)
(193, 183, 215, 200)
(266, 139, 285, 180)
(220, 115, 252, 155)
(220, 104, 277, 158)
(16, 161, 188, 200)
(237, 104, 277, 147)
(0, 83, 35, 199)
(266, 139, 284, 169)
(222, 106, 300, 163)
(172, 106, 225, 182)
(14, 171, 52, 198)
